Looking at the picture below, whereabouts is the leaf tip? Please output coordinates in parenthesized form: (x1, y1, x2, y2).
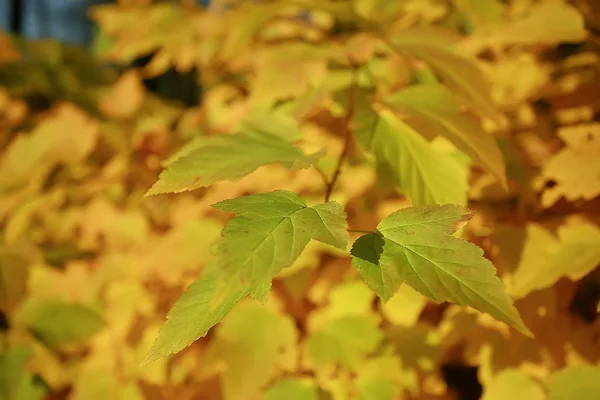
(517, 323, 535, 339)
(139, 346, 161, 367)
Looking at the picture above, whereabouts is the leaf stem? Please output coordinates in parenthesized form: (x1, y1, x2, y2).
(325, 63, 358, 202)
(348, 229, 373, 234)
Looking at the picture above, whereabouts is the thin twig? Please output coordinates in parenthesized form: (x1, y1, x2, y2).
(325, 63, 358, 202)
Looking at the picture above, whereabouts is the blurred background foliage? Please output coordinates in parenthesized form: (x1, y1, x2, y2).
(1, 0, 600, 399)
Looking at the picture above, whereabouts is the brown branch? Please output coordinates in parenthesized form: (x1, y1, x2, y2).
(325, 64, 358, 202)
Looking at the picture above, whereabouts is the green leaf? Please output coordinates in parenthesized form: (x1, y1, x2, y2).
(547, 366, 600, 400)
(388, 29, 498, 119)
(203, 301, 298, 400)
(354, 107, 468, 206)
(146, 130, 323, 196)
(142, 262, 249, 365)
(385, 84, 506, 187)
(263, 378, 319, 400)
(213, 191, 348, 295)
(350, 204, 532, 336)
(15, 299, 106, 347)
(482, 369, 545, 400)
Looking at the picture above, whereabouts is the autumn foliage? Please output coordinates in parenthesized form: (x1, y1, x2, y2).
(1, 1, 600, 399)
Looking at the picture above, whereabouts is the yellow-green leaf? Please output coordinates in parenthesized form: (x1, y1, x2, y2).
(354, 108, 468, 206)
(350, 204, 531, 336)
(146, 131, 323, 196)
(213, 191, 348, 297)
(142, 261, 249, 365)
(388, 29, 498, 119)
(385, 84, 506, 187)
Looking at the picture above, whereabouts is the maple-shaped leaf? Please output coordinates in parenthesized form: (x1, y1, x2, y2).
(354, 107, 468, 206)
(146, 131, 323, 196)
(213, 190, 348, 296)
(385, 84, 506, 187)
(350, 204, 532, 336)
(141, 262, 249, 365)
(388, 28, 498, 119)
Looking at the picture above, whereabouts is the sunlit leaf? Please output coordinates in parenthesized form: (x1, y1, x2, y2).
(146, 131, 323, 195)
(354, 107, 468, 206)
(142, 262, 249, 365)
(213, 190, 348, 297)
(388, 28, 498, 119)
(350, 204, 531, 336)
(385, 84, 506, 187)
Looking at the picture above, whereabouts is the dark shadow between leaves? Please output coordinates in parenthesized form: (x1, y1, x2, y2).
(350, 232, 385, 266)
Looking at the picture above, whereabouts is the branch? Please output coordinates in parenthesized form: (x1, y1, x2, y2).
(325, 64, 358, 202)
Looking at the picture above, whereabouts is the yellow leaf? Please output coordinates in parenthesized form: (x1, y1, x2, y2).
(0, 105, 98, 192)
(508, 220, 600, 299)
(249, 44, 328, 108)
(541, 123, 600, 207)
(99, 70, 145, 119)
